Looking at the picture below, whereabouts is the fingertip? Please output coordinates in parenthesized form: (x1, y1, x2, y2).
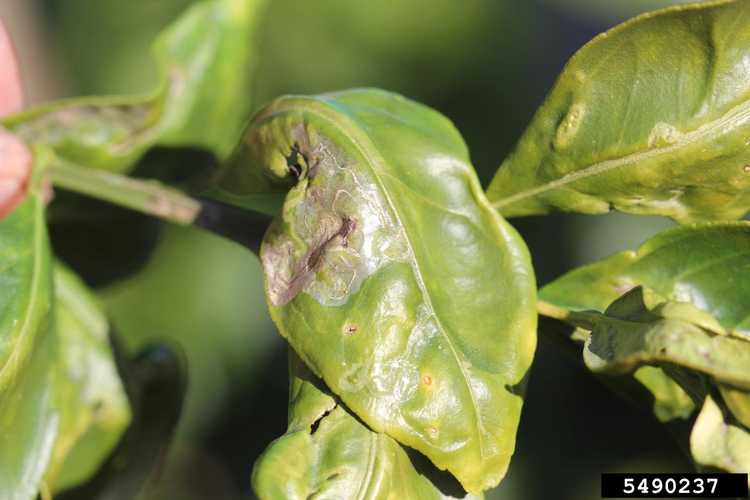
(0, 18, 24, 116)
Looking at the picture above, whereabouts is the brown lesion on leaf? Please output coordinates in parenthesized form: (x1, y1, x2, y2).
(268, 214, 358, 306)
(343, 323, 358, 335)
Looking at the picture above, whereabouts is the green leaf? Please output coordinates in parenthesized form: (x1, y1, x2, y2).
(717, 384, 750, 429)
(487, 0, 750, 223)
(690, 395, 750, 480)
(56, 346, 186, 500)
(584, 288, 750, 391)
(0, 177, 129, 497)
(0, 194, 55, 500)
(45, 264, 131, 492)
(217, 89, 537, 493)
(540, 222, 750, 339)
(633, 366, 695, 422)
(252, 353, 483, 500)
(2, 0, 264, 173)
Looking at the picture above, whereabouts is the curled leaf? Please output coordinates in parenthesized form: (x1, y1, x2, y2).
(2, 0, 264, 173)
(691, 395, 750, 480)
(540, 222, 750, 339)
(488, 0, 750, 222)
(217, 89, 537, 492)
(252, 353, 482, 499)
(584, 288, 750, 391)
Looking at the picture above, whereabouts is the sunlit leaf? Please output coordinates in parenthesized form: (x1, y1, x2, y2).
(540, 222, 750, 339)
(690, 395, 750, 480)
(2, 0, 264, 173)
(0, 192, 55, 500)
(0, 166, 129, 498)
(252, 353, 482, 499)
(488, 0, 750, 223)
(213, 89, 537, 493)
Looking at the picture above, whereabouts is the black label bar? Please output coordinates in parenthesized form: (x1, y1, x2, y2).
(601, 473, 748, 498)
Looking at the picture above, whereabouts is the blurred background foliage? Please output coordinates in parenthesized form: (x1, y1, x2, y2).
(0, 0, 706, 498)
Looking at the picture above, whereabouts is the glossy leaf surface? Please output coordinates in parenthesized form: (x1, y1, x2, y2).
(540, 222, 750, 338)
(584, 288, 750, 391)
(2, 0, 263, 173)
(252, 353, 482, 499)
(218, 89, 537, 492)
(0, 193, 55, 500)
(0, 189, 129, 497)
(488, 0, 750, 222)
(45, 265, 131, 492)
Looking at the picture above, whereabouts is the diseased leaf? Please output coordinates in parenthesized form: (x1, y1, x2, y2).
(488, 0, 750, 223)
(540, 222, 750, 339)
(2, 0, 264, 173)
(45, 265, 131, 492)
(584, 288, 750, 391)
(690, 395, 750, 481)
(252, 353, 482, 500)
(151, 0, 263, 156)
(216, 89, 537, 493)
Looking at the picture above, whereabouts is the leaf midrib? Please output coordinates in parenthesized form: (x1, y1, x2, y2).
(492, 95, 750, 210)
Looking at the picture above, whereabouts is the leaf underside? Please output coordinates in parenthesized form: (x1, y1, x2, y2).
(0, 192, 129, 498)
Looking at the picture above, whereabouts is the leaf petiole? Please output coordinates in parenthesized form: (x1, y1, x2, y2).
(47, 156, 201, 225)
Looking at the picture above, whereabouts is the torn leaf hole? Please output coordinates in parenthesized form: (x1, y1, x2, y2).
(310, 405, 336, 435)
(286, 143, 308, 179)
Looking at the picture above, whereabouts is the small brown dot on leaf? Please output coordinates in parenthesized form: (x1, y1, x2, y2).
(743, 164, 750, 173)
(343, 324, 358, 335)
(422, 374, 432, 386)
